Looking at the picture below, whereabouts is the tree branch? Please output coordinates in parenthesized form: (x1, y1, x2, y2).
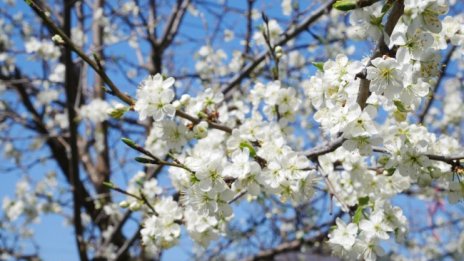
(221, 0, 336, 95)
(372, 146, 464, 164)
(418, 46, 457, 123)
(63, 0, 88, 259)
(304, 136, 345, 160)
(356, 0, 404, 109)
(25, 0, 135, 106)
(159, 0, 191, 49)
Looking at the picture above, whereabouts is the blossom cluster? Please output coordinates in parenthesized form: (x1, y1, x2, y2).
(121, 0, 464, 259)
(2, 0, 464, 260)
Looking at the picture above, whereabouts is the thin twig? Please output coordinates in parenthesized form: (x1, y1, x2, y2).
(25, 0, 135, 106)
(418, 46, 457, 123)
(228, 190, 247, 204)
(372, 146, 464, 164)
(221, 0, 336, 95)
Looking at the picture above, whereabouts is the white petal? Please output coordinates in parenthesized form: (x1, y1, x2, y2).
(396, 47, 410, 64)
(162, 77, 175, 89)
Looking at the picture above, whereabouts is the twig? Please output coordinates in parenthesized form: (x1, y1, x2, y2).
(103, 182, 157, 214)
(121, 137, 194, 171)
(114, 226, 142, 261)
(221, 0, 336, 95)
(372, 146, 464, 164)
(135, 157, 193, 172)
(159, 0, 191, 49)
(418, 46, 457, 123)
(228, 190, 247, 204)
(24, 0, 135, 106)
(304, 136, 345, 159)
(175, 110, 232, 133)
(317, 160, 349, 212)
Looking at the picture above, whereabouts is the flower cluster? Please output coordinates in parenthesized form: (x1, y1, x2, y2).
(134, 73, 176, 121)
(125, 3, 464, 251)
(79, 99, 112, 123)
(2, 173, 61, 224)
(140, 197, 182, 256)
(25, 37, 61, 60)
(4, 0, 464, 260)
(328, 201, 408, 261)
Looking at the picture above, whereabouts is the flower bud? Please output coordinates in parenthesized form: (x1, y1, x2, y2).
(180, 94, 191, 105)
(52, 34, 64, 44)
(108, 106, 130, 119)
(129, 201, 141, 211)
(172, 100, 181, 109)
(193, 121, 208, 139)
(274, 45, 283, 59)
(119, 200, 129, 208)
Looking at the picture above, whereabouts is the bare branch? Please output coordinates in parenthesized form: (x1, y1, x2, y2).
(25, 0, 135, 106)
(304, 136, 345, 160)
(418, 46, 457, 123)
(221, 0, 336, 95)
(159, 0, 191, 49)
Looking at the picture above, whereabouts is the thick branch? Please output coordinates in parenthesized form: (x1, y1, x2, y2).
(356, 0, 404, 109)
(25, 0, 135, 106)
(304, 136, 345, 160)
(92, 0, 112, 202)
(302, 1, 405, 160)
(159, 0, 191, 49)
(63, 0, 88, 260)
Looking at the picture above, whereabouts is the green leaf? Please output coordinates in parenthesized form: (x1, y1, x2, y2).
(393, 110, 407, 122)
(393, 100, 409, 113)
(378, 155, 390, 166)
(134, 157, 155, 164)
(386, 168, 396, 176)
(370, 15, 384, 26)
(239, 141, 256, 157)
(103, 181, 115, 189)
(121, 137, 137, 149)
(353, 197, 370, 224)
(358, 196, 370, 206)
(381, 1, 393, 14)
(190, 174, 200, 184)
(329, 225, 338, 232)
(312, 62, 324, 72)
(333, 0, 357, 11)
(353, 206, 364, 224)
(109, 106, 130, 119)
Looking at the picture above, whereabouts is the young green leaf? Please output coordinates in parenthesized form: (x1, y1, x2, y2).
(333, 0, 357, 11)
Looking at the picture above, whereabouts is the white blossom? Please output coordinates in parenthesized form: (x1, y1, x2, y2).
(134, 74, 176, 121)
(79, 99, 111, 123)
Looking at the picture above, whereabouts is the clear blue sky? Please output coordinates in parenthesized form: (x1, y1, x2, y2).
(0, 1, 290, 260)
(1, 1, 463, 260)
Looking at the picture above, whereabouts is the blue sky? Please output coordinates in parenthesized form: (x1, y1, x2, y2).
(0, 1, 293, 260)
(1, 0, 463, 260)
